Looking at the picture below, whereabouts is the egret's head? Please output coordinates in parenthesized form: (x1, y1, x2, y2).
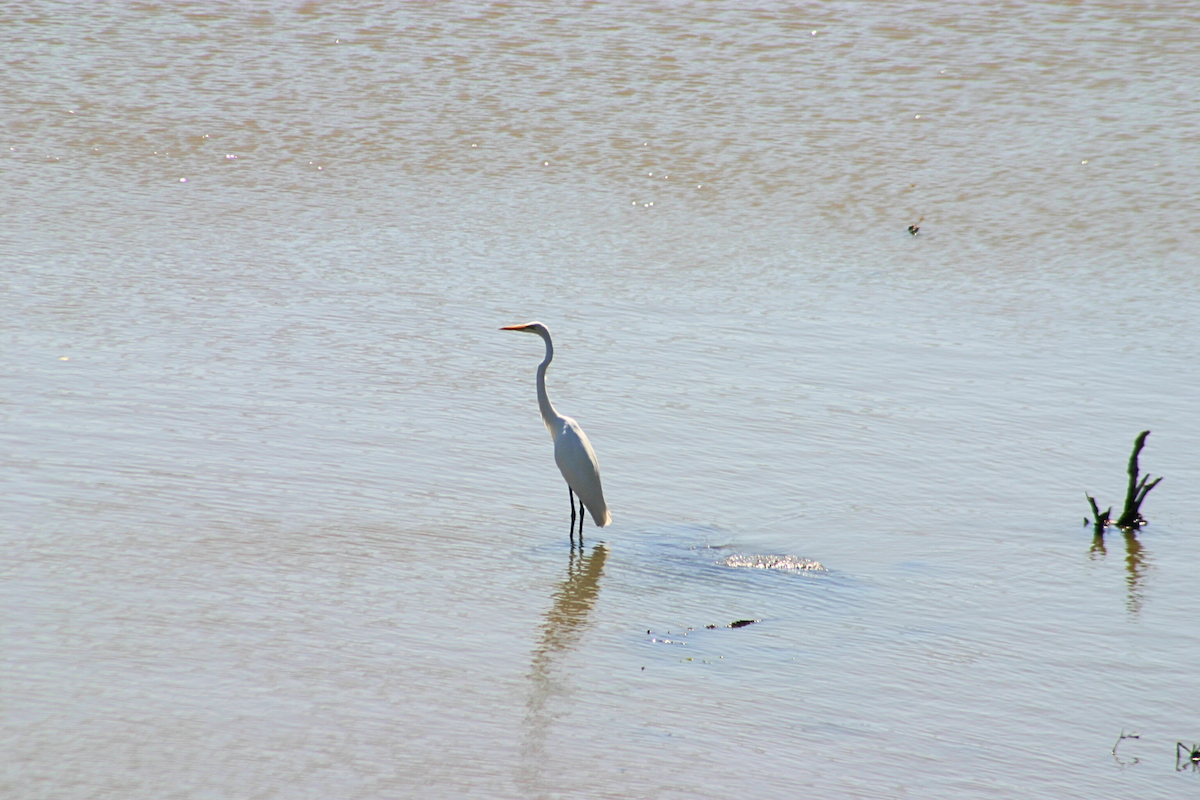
(500, 321, 548, 337)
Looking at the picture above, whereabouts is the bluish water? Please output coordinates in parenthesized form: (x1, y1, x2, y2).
(3, 2, 1199, 798)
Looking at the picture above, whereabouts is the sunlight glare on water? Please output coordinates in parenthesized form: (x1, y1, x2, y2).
(3, 2, 1200, 798)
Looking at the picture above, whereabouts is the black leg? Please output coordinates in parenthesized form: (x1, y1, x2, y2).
(577, 496, 585, 542)
(569, 486, 576, 543)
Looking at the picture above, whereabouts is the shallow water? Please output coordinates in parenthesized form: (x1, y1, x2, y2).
(4, 2, 1200, 798)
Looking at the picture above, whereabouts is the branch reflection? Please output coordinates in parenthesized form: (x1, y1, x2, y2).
(1120, 530, 1148, 615)
(519, 543, 608, 794)
(1088, 529, 1152, 615)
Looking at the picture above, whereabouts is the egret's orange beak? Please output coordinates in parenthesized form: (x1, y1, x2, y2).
(500, 324, 530, 330)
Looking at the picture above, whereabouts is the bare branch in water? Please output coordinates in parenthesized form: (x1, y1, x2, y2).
(1086, 431, 1161, 532)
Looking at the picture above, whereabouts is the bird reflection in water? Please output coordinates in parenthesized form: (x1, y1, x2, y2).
(519, 543, 608, 793)
(1089, 528, 1151, 615)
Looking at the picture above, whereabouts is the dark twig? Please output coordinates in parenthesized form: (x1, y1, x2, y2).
(1087, 431, 1161, 533)
(1086, 494, 1111, 534)
(1178, 742, 1200, 771)
(1115, 431, 1161, 529)
(1112, 729, 1140, 765)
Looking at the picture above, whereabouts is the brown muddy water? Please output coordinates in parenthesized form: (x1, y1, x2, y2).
(4, 2, 1200, 798)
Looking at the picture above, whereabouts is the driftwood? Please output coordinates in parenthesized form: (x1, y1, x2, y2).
(1087, 431, 1162, 532)
(1085, 494, 1111, 535)
(1116, 431, 1162, 528)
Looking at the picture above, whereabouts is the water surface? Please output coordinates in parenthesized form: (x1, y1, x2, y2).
(4, 2, 1200, 798)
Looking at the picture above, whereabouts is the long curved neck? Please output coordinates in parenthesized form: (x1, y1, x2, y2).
(534, 329, 562, 437)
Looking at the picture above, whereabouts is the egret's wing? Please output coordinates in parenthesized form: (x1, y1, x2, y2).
(554, 418, 611, 527)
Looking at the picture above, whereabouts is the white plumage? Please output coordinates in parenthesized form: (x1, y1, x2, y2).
(501, 321, 611, 532)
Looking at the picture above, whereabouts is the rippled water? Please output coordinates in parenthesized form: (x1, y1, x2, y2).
(4, 2, 1200, 798)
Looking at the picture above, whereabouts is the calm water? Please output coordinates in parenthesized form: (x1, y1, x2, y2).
(4, 2, 1200, 798)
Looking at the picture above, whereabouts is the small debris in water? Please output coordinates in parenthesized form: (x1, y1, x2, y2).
(1178, 742, 1200, 771)
(1111, 729, 1140, 765)
(729, 619, 759, 628)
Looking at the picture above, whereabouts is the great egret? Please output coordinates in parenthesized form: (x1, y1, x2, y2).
(501, 322, 611, 539)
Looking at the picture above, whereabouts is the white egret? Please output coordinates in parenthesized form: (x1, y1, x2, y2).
(501, 322, 611, 539)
